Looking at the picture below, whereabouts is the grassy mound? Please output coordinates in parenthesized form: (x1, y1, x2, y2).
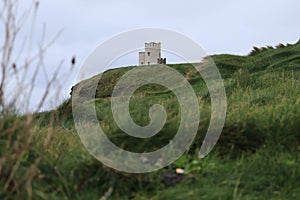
(1, 40, 300, 199)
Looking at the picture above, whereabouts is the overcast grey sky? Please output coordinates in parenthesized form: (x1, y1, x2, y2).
(37, 0, 299, 54)
(11, 0, 300, 111)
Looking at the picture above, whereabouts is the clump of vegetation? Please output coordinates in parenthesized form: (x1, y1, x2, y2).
(0, 1, 72, 199)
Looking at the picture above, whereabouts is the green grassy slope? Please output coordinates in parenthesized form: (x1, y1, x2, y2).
(42, 40, 300, 155)
(2, 40, 300, 199)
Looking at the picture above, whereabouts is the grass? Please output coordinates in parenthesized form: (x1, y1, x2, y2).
(1, 40, 300, 199)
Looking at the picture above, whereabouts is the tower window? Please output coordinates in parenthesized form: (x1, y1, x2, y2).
(148, 52, 150, 56)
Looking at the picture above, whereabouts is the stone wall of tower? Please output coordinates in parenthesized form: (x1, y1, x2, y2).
(139, 52, 145, 65)
(144, 42, 161, 65)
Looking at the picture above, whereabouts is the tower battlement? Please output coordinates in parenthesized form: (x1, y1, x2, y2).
(145, 42, 161, 49)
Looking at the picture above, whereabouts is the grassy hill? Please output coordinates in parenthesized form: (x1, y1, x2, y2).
(1, 40, 300, 199)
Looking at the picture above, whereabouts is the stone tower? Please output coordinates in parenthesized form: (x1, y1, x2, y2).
(139, 42, 166, 65)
